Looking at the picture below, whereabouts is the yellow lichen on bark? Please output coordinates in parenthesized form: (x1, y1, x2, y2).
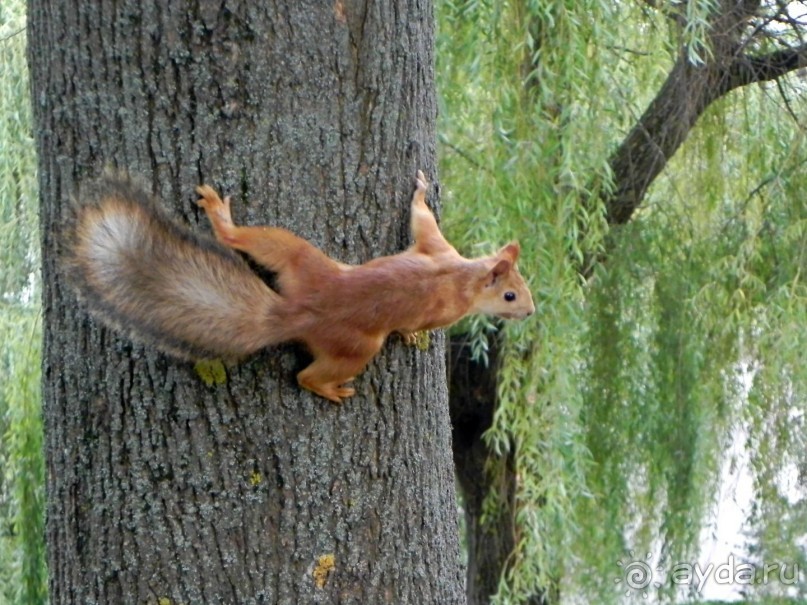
(313, 553, 335, 588)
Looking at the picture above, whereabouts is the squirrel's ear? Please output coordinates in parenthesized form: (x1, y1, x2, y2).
(484, 242, 519, 286)
(485, 257, 513, 286)
(498, 241, 520, 263)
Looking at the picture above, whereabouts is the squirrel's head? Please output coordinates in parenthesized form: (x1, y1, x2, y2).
(472, 242, 535, 320)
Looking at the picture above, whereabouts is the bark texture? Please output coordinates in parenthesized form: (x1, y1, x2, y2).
(30, 2, 464, 603)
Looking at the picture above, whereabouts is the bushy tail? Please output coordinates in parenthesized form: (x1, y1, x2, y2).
(64, 174, 285, 359)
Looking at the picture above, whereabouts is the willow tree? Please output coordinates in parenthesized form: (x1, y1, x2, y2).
(440, 1, 807, 603)
(0, 2, 45, 604)
(29, 1, 464, 603)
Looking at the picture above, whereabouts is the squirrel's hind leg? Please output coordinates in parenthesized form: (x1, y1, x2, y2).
(296, 352, 376, 404)
(196, 184, 318, 273)
(196, 185, 239, 245)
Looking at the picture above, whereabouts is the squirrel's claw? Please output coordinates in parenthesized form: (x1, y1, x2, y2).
(415, 170, 429, 193)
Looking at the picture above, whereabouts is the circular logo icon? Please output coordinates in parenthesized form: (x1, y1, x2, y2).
(615, 551, 663, 598)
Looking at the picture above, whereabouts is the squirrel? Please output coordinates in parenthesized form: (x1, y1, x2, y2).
(64, 170, 535, 403)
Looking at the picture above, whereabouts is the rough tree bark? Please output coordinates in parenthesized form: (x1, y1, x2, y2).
(30, 2, 464, 603)
(449, 1, 807, 603)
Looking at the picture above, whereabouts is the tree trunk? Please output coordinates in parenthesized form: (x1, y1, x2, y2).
(449, 337, 549, 605)
(449, 337, 513, 604)
(29, 2, 464, 603)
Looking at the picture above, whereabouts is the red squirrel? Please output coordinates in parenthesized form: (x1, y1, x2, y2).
(65, 170, 534, 403)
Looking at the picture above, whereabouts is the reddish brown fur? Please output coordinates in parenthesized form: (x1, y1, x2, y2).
(195, 172, 534, 402)
(67, 171, 534, 404)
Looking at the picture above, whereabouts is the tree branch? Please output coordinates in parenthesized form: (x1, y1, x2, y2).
(603, 35, 807, 228)
(604, 53, 716, 226)
(728, 44, 807, 89)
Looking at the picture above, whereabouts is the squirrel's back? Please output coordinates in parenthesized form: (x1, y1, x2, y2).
(64, 174, 284, 359)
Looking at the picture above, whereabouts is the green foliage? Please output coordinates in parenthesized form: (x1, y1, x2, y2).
(0, 1, 47, 603)
(438, 1, 807, 603)
(438, 0, 620, 598)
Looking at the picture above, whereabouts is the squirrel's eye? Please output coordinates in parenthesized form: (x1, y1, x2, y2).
(504, 291, 516, 302)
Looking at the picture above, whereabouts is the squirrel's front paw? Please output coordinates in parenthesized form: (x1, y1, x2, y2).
(415, 170, 429, 194)
(401, 331, 418, 346)
(400, 330, 430, 350)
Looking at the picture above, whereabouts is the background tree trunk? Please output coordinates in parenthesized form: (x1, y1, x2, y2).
(29, 2, 464, 603)
(449, 338, 549, 605)
(449, 337, 516, 605)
